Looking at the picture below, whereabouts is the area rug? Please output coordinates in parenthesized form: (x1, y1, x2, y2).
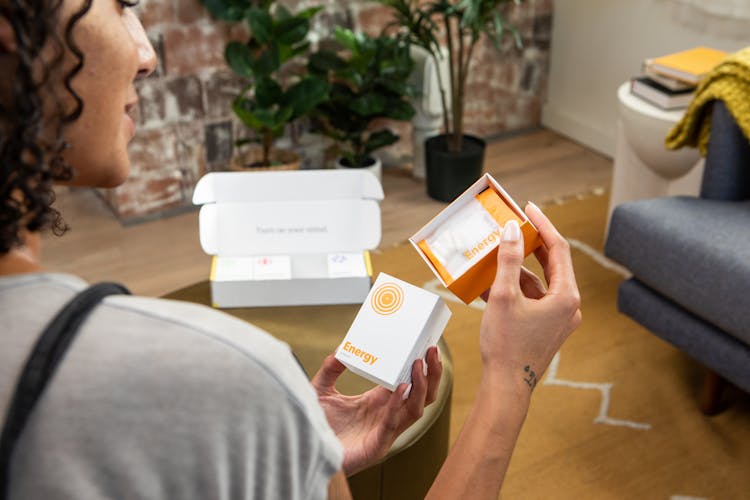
(370, 193, 750, 500)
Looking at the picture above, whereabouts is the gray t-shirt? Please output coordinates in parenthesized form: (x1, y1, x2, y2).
(0, 273, 343, 499)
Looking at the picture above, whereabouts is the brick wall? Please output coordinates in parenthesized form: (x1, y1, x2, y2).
(107, 0, 553, 221)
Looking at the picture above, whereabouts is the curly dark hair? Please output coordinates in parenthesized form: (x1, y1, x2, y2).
(0, 0, 92, 254)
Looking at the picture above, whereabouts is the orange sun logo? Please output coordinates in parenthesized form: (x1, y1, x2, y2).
(370, 282, 404, 315)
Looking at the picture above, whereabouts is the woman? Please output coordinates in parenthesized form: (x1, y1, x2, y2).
(0, 1, 581, 499)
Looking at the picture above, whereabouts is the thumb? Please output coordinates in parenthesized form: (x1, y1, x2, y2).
(311, 353, 347, 392)
(491, 219, 524, 294)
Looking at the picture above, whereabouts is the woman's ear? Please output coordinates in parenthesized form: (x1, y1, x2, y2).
(0, 15, 17, 53)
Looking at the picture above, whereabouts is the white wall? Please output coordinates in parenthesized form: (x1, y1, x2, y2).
(542, 0, 750, 157)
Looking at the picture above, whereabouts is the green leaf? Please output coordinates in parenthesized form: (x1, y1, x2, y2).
(341, 151, 358, 168)
(334, 27, 359, 53)
(509, 25, 523, 50)
(273, 105, 294, 128)
(308, 50, 348, 74)
(275, 4, 292, 20)
(379, 78, 417, 97)
(225, 41, 254, 78)
(283, 77, 330, 119)
(328, 82, 355, 100)
(251, 43, 280, 76)
(269, 127, 286, 139)
(279, 41, 310, 64)
(297, 6, 323, 20)
(351, 94, 387, 116)
(364, 129, 399, 156)
(492, 11, 504, 51)
(251, 107, 278, 129)
(275, 17, 310, 45)
(232, 97, 263, 131)
(255, 78, 282, 108)
(456, 0, 479, 28)
(382, 98, 415, 120)
(247, 7, 273, 44)
(200, 0, 247, 21)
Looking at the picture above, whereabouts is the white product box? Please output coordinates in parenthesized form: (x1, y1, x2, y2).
(335, 273, 452, 391)
(192, 170, 384, 308)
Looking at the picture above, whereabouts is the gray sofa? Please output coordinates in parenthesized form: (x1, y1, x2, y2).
(604, 100, 750, 413)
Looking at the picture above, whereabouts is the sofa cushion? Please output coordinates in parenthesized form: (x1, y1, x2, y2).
(605, 196, 750, 345)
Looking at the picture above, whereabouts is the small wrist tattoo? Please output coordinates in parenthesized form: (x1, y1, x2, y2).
(523, 365, 538, 390)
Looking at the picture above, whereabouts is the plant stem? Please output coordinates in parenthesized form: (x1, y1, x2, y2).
(453, 24, 466, 152)
(444, 12, 456, 140)
(461, 39, 478, 104)
(355, 137, 365, 167)
(430, 50, 451, 140)
(262, 129, 273, 166)
(456, 35, 478, 153)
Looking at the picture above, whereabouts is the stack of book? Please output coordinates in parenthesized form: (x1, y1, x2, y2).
(629, 47, 728, 110)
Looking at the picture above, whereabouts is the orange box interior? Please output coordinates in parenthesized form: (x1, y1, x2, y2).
(418, 186, 541, 304)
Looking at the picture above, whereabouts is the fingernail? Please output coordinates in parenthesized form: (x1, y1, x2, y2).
(527, 201, 542, 214)
(402, 383, 412, 400)
(423, 360, 428, 377)
(437, 345, 442, 364)
(503, 219, 521, 242)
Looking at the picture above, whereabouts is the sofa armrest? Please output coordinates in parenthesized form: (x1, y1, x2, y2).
(701, 100, 750, 201)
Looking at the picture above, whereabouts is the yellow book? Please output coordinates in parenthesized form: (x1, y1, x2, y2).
(647, 47, 728, 85)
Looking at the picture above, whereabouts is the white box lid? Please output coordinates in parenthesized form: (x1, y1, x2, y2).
(192, 170, 384, 204)
(194, 170, 383, 256)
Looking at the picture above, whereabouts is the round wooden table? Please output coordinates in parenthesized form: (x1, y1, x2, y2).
(164, 281, 453, 499)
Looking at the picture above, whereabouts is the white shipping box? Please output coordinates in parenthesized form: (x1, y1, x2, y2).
(209, 253, 373, 307)
(335, 273, 452, 391)
(193, 170, 384, 308)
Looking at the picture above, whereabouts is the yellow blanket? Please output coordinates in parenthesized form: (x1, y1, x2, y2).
(665, 46, 750, 155)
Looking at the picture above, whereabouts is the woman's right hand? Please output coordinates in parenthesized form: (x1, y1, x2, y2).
(424, 202, 582, 500)
(479, 202, 582, 395)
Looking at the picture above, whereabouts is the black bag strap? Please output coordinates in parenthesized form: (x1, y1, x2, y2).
(0, 282, 130, 499)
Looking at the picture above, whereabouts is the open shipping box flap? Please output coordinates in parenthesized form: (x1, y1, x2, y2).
(193, 169, 384, 204)
(194, 171, 383, 256)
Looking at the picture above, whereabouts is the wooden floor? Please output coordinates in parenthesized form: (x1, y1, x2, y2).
(42, 128, 612, 296)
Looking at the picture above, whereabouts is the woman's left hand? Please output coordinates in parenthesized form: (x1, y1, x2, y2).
(312, 346, 443, 475)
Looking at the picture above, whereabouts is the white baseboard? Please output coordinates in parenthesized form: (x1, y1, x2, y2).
(541, 105, 615, 158)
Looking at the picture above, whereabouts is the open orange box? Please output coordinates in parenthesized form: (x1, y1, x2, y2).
(409, 173, 542, 304)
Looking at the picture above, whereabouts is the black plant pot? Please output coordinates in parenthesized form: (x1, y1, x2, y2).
(425, 134, 486, 202)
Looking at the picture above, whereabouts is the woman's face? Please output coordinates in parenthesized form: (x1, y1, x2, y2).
(57, 0, 156, 187)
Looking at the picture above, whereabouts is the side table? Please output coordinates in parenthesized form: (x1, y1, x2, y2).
(164, 281, 453, 499)
(608, 81, 704, 235)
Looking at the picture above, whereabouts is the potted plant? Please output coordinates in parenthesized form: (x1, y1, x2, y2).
(201, 0, 329, 169)
(380, 0, 524, 201)
(308, 27, 417, 181)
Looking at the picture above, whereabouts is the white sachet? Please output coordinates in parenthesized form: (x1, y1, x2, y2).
(422, 198, 502, 280)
